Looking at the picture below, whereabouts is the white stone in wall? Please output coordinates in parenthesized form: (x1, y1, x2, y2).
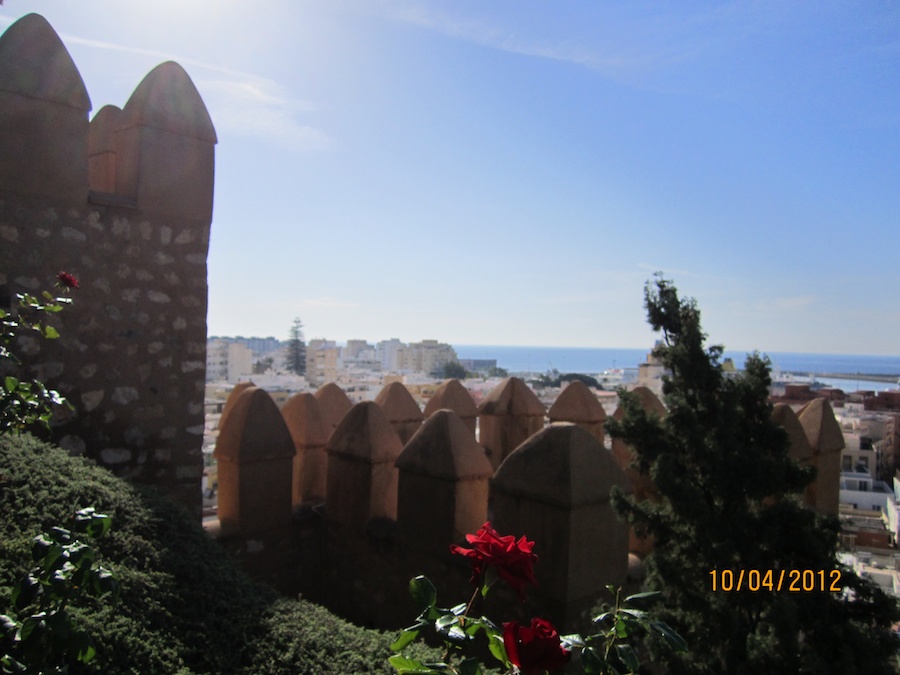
(112, 386, 139, 405)
(81, 390, 104, 411)
(181, 360, 204, 372)
(100, 448, 132, 464)
(33, 361, 64, 380)
(17, 336, 39, 355)
(61, 227, 86, 241)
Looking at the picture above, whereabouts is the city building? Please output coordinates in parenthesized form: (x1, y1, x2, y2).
(399, 339, 458, 375)
(206, 339, 253, 383)
(376, 338, 405, 372)
(306, 339, 340, 387)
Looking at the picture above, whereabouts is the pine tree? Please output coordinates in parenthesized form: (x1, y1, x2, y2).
(607, 275, 899, 675)
(287, 317, 306, 376)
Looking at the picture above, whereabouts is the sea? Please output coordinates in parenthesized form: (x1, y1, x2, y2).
(453, 345, 900, 393)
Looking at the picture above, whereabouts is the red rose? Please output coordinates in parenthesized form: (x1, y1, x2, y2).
(503, 618, 570, 674)
(450, 521, 537, 599)
(56, 271, 79, 289)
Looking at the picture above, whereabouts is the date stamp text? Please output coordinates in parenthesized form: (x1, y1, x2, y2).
(709, 569, 842, 592)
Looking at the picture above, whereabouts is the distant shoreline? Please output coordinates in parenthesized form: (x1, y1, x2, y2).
(787, 372, 899, 384)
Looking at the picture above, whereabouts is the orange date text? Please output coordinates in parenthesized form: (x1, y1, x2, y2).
(708, 569, 842, 592)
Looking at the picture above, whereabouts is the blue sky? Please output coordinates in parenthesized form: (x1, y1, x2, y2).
(2, 1, 899, 354)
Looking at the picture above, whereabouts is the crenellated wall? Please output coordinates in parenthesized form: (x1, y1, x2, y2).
(207, 378, 634, 629)
(207, 377, 843, 630)
(0, 14, 216, 518)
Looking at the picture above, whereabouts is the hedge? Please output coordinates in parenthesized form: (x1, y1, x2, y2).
(0, 433, 415, 674)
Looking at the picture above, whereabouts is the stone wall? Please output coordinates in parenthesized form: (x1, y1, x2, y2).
(0, 14, 216, 518)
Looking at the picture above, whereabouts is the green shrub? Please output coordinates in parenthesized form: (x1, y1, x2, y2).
(0, 433, 419, 674)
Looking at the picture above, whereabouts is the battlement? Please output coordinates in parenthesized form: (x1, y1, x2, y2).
(0, 14, 216, 518)
(206, 378, 842, 630)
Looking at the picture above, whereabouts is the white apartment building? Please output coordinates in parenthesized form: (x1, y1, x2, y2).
(377, 338, 405, 372)
(400, 339, 458, 375)
(206, 339, 253, 383)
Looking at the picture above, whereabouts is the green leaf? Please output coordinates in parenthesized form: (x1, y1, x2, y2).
(73, 635, 96, 664)
(464, 618, 483, 637)
(4, 376, 18, 392)
(618, 608, 648, 621)
(581, 646, 605, 675)
(593, 611, 614, 625)
(561, 633, 585, 649)
(487, 633, 509, 668)
(0, 614, 19, 636)
(434, 614, 459, 630)
(17, 613, 47, 642)
(91, 567, 120, 601)
(624, 591, 661, 605)
(615, 644, 640, 673)
(650, 621, 687, 652)
(450, 602, 467, 616)
(446, 625, 467, 642)
(43, 325, 59, 339)
(409, 576, 437, 611)
(388, 654, 441, 674)
(479, 615, 500, 632)
(12, 575, 41, 610)
(390, 626, 422, 651)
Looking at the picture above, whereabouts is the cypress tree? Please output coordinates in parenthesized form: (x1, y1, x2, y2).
(287, 317, 306, 376)
(607, 275, 899, 675)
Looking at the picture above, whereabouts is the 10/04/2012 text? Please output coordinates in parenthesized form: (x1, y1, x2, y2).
(709, 569, 842, 592)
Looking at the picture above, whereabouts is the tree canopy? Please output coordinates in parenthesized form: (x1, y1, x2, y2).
(606, 274, 899, 675)
(439, 361, 468, 380)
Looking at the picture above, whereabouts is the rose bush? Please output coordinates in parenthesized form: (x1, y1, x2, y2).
(389, 522, 686, 675)
(1, 274, 75, 434)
